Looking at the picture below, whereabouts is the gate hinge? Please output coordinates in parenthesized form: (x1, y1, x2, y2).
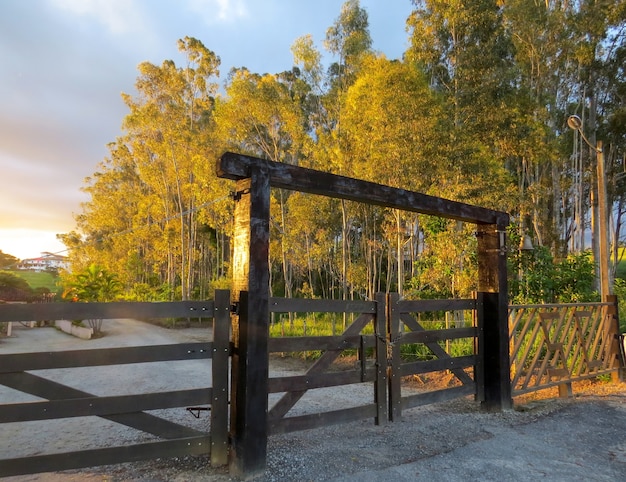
(230, 302, 240, 315)
(231, 188, 251, 201)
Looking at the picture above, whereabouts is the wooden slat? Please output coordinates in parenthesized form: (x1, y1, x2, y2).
(400, 327, 477, 344)
(400, 355, 476, 377)
(397, 299, 476, 313)
(218, 152, 507, 225)
(0, 342, 211, 373)
(268, 334, 375, 352)
(388, 293, 402, 421)
(268, 404, 378, 435)
(0, 388, 211, 423)
(375, 292, 388, 425)
(268, 369, 375, 393)
(0, 301, 214, 323)
(270, 297, 376, 313)
(0, 436, 210, 478)
(511, 302, 609, 310)
(547, 368, 569, 378)
(0, 372, 204, 439)
(401, 385, 476, 410)
(538, 311, 561, 320)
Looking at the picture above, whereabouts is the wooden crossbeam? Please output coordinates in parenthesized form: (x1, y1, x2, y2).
(0, 372, 204, 439)
(399, 312, 474, 386)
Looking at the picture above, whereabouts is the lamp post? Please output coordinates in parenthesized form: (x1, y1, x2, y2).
(567, 114, 610, 300)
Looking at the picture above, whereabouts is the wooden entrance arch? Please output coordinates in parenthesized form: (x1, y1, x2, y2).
(217, 152, 511, 477)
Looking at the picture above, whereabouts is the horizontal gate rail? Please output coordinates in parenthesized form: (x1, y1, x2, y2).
(269, 297, 376, 313)
(400, 354, 476, 377)
(397, 299, 477, 312)
(0, 300, 214, 322)
(0, 436, 211, 477)
(0, 291, 232, 477)
(0, 388, 211, 423)
(0, 342, 211, 372)
(268, 368, 377, 392)
(268, 334, 376, 352)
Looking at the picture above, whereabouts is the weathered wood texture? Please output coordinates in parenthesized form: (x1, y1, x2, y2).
(475, 222, 512, 411)
(0, 300, 214, 323)
(218, 152, 508, 225)
(0, 294, 232, 478)
(229, 165, 271, 478)
(218, 152, 511, 417)
(0, 437, 211, 478)
(266, 296, 482, 433)
(509, 300, 621, 396)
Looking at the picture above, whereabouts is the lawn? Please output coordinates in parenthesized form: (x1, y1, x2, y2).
(9, 270, 60, 293)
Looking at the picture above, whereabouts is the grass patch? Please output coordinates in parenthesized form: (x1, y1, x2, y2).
(9, 269, 60, 292)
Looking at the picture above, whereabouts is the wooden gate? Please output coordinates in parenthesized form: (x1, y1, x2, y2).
(219, 151, 511, 477)
(267, 296, 385, 434)
(263, 294, 483, 434)
(0, 291, 231, 478)
(509, 297, 621, 397)
(388, 295, 478, 419)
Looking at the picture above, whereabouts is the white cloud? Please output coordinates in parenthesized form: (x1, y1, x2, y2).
(185, 0, 248, 24)
(47, 0, 146, 34)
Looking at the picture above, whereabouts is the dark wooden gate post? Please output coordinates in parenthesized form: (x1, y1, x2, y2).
(211, 289, 232, 466)
(229, 166, 271, 478)
(476, 219, 512, 410)
(387, 292, 402, 421)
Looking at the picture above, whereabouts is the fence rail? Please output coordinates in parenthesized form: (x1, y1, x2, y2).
(509, 298, 620, 396)
(0, 292, 231, 478)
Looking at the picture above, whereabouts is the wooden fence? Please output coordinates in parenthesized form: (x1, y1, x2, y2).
(509, 296, 621, 397)
(0, 292, 489, 478)
(263, 294, 483, 433)
(0, 291, 231, 478)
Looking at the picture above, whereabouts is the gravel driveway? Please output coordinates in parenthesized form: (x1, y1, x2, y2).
(2, 320, 626, 481)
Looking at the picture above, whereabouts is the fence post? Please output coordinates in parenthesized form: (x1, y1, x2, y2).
(211, 289, 231, 467)
(476, 221, 512, 411)
(229, 166, 271, 479)
(387, 292, 402, 421)
(374, 292, 388, 425)
(606, 294, 624, 382)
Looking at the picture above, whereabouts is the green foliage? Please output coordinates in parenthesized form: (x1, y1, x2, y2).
(61, 264, 122, 302)
(0, 250, 18, 269)
(510, 246, 597, 304)
(0, 271, 35, 301)
(10, 270, 59, 293)
(64, 2, 626, 305)
(612, 278, 626, 333)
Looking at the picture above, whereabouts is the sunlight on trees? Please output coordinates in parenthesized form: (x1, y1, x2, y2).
(61, 1, 626, 303)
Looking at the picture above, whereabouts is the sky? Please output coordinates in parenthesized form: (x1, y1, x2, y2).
(0, 0, 414, 260)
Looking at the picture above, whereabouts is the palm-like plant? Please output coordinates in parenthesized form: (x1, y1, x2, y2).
(63, 264, 122, 335)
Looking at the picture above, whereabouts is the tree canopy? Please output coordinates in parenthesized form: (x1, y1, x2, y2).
(62, 0, 626, 304)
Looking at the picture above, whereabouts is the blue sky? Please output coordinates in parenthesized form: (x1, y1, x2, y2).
(0, 0, 414, 259)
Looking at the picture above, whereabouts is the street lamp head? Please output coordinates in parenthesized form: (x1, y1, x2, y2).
(567, 114, 583, 131)
(567, 114, 602, 152)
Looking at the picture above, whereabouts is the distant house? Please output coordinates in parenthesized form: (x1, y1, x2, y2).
(18, 252, 68, 272)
